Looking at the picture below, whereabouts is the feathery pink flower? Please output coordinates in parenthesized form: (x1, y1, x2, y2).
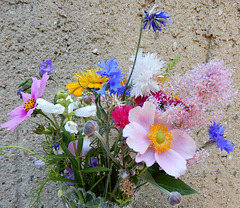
(160, 60, 236, 130)
(1, 73, 49, 131)
(123, 101, 196, 178)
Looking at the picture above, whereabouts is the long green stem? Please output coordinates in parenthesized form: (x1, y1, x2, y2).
(94, 131, 121, 168)
(122, 18, 144, 101)
(71, 135, 85, 186)
(0, 146, 57, 175)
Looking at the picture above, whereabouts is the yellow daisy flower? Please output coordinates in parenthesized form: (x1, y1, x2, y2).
(66, 69, 108, 97)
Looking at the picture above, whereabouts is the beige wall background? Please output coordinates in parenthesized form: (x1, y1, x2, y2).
(0, 0, 239, 207)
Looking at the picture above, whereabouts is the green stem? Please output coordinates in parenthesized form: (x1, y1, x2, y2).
(139, 166, 148, 176)
(39, 111, 61, 137)
(122, 18, 144, 101)
(0, 146, 57, 175)
(94, 131, 122, 168)
(71, 135, 85, 186)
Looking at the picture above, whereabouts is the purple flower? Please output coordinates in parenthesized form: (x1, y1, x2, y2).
(142, 4, 171, 33)
(64, 167, 75, 185)
(33, 159, 45, 167)
(208, 122, 235, 154)
(88, 157, 99, 168)
(39, 60, 55, 76)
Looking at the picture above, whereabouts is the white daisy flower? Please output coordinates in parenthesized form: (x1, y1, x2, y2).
(129, 49, 165, 97)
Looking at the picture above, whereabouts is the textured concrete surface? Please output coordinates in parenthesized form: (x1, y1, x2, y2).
(0, 0, 239, 207)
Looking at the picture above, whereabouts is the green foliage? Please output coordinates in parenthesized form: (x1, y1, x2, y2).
(141, 164, 197, 196)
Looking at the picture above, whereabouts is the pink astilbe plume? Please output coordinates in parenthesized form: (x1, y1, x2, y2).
(159, 60, 236, 131)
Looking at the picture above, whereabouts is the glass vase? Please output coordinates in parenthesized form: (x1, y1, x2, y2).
(59, 183, 133, 208)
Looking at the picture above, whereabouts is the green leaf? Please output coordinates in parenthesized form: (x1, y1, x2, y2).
(77, 137, 84, 157)
(163, 54, 180, 76)
(145, 164, 198, 195)
(46, 154, 76, 159)
(81, 167, 111, 173)
(59, 126, 72, 145)
(48, 176, 81, 184)
(59, 143, 78, 170)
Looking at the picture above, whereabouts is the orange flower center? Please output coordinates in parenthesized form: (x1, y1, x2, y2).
(24, 98, 36, 111)
(148, 124, 173, 153)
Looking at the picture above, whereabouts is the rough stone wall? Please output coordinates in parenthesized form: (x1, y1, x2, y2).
(0, 0, 239, 207)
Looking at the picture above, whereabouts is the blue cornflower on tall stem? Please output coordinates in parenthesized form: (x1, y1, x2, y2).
(122, 4, 171, 100)
(208, 122, 235, 154)
(142, 4, 172, 33)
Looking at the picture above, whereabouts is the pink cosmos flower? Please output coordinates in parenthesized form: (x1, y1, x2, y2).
(68, 139, 91, 157)
(111, 105, 133, 129)
(1, 73, 49, 131)
(123, 101, 196, 178)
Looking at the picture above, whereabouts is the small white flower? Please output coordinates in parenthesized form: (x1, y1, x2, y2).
(66, 95, 73, 102)
(75, 104, 96, 117)
(64, 121, 78, 134)
(129, 49, 165, 97)
(36, 98, 65, 114)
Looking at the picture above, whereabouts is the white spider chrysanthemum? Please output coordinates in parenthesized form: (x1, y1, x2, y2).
(129, 49, 165, 97)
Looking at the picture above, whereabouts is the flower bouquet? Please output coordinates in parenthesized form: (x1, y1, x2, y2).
(0, 4, 236, 208)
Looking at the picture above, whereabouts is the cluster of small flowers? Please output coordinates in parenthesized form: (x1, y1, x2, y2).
(186, 148, 210, 168)
(119, 179, 136, 197)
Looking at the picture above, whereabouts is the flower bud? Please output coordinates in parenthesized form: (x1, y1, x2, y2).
(168, 192, 182, 206)
(83, 120, 99, 136)
(119, 170, 129, 180)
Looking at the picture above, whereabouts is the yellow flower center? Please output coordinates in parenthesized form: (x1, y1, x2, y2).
(24, 98, 36, 111)
(148, 124, 173, 153)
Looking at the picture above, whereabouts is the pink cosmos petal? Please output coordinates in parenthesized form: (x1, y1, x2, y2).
(7, 105, 26, 119)
(170, 129, 196, 159)
(1, 106, 27, 131)
(38, 73, 49, 98)
(123, 121, 150, 154)
(135, 147, 155, 167)
(155, 149, 187, 178)
(31, 77, 41, 100)
(128, 101, 155, 130)
(21, 92, 31, 103)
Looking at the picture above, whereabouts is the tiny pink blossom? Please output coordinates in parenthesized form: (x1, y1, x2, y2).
(123, 101, 196, 178)
(1, 73, 49, 131)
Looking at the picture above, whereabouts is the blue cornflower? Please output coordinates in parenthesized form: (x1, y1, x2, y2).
(39, 59, 55, 76)
(142, 4, 171, 33)
(97, 57, 126, 96)
(52, 142, 60, 151)
(208, 122, 235, 154)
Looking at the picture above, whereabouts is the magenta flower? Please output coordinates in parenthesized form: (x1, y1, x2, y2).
(123, 101, 196, 178)
(111, 105, 133, 129)
(1, 73, 49, 131)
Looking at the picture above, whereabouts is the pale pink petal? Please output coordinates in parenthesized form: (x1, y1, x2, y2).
(128, 101, 155, 130)
(68, 141, 77, 156)
(80, 139, 91, 157)
(135, 147, 155, 167)
(123, 122, 150, 154)
(170, 129, 196, 159)
(21, 92, 31, 103)
(154, 112, 174, 130)
(155, 149, 187, 178)
(68, 139, 91, 157)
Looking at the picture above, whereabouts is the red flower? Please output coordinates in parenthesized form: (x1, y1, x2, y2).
(111, 105, 133, 129)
